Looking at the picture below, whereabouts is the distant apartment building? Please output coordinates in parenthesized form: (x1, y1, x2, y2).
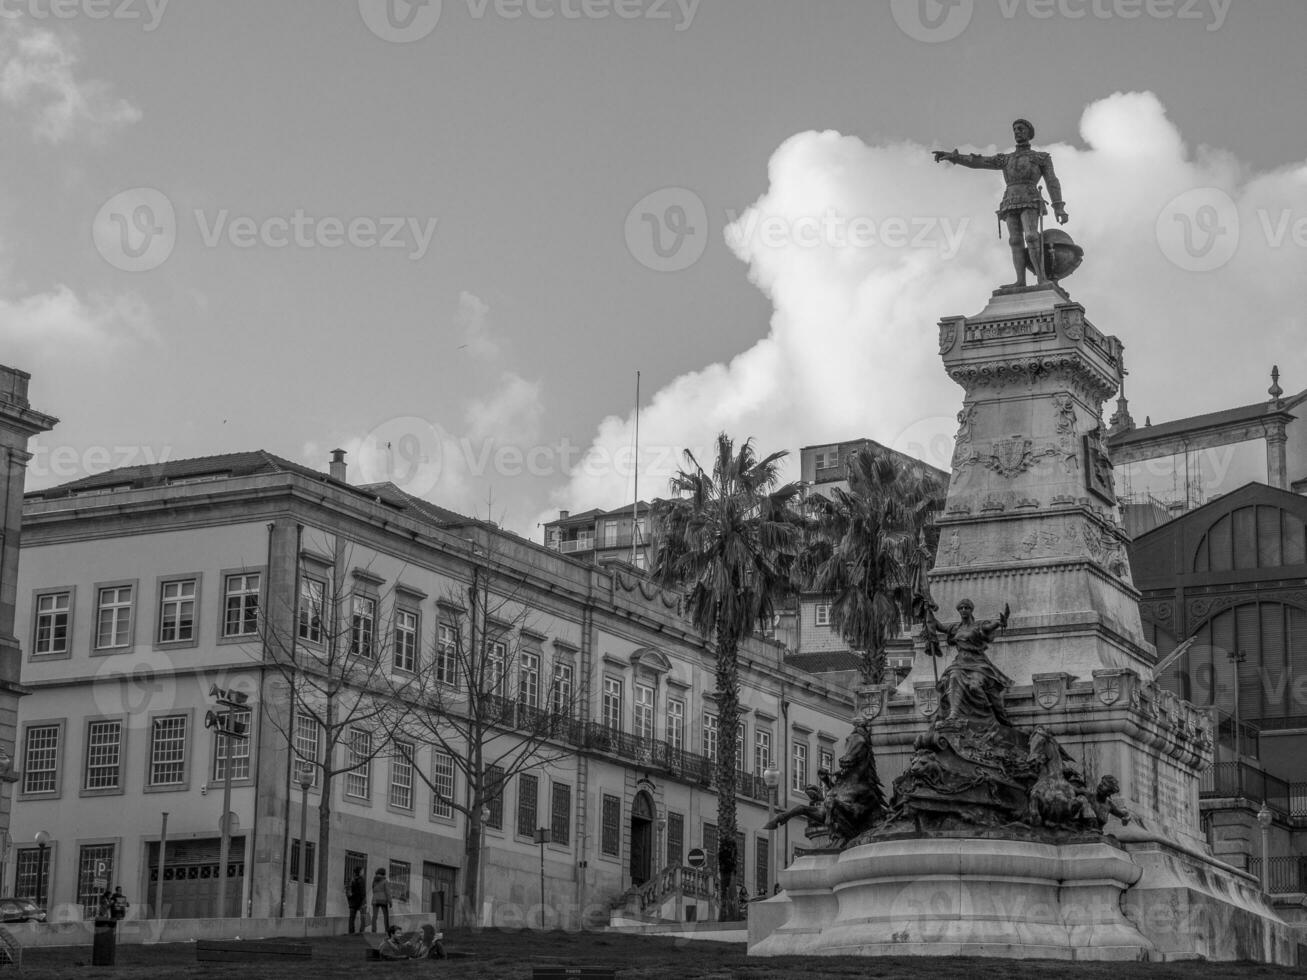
(791, 439, 948, 679)
(543, 503, 653, 570)
(9, 453, 853, 923)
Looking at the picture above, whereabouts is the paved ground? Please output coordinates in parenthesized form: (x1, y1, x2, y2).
(13, 928, 1304, 979)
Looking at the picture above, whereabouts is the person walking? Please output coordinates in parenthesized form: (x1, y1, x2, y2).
(370, 868, 391, 933)
(346, 868, 367, 934)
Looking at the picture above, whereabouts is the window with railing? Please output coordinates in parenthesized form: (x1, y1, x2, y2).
(519, 651, 540, 707)
(517, 772, 539, 837)
(431, 750, 455, 819)
(754, 729, 772, 775)
(551, 661, 574, 717)
(792, 741, 808, 792)
(551, 783, 571, 846)
(702, 713, 719, 763)
(601, 794, 621, 856)
(603, 677, 622, 730)
(634, 684, 654, 741)
(667, 698, 684, 751)
(350, 596, 376, 659)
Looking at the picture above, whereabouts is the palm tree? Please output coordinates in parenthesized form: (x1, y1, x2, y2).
(798, 446, 944, 685)
(650, 434, 806, 921)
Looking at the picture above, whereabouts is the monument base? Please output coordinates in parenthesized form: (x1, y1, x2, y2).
(750, 837, 1153, 961)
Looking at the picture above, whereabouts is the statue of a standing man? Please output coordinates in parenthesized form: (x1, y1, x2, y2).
(933, 119, 1068, 287)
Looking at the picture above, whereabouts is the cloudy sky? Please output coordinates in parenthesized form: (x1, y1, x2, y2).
(3, 0, 1305, 535)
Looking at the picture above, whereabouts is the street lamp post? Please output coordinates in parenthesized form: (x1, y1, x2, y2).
(1256, 802, 1273, 893)
(762, 767, 780, 895)
(33, 830, 49, 912)
(206, 685, 252, 918)
(296, 768, 313, 917)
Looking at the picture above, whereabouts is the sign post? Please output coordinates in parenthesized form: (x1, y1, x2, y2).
(686, 847, 706, 868)
(207, 685, 252, 918)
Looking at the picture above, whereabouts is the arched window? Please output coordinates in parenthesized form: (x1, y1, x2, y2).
(1193, 506, 1307, 572)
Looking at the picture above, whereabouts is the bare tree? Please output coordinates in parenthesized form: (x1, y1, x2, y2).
(388, 539, 582, 927)
(258, 532, 416, 916)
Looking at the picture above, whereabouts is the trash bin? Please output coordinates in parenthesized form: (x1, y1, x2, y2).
(92, 917, 117, 966)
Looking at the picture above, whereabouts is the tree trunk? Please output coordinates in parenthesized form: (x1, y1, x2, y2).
(714, 612, 742, 921)
(313, 765, 333, 916)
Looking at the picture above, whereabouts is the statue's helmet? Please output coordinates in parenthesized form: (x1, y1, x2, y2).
(1012, 118, 1035, 139)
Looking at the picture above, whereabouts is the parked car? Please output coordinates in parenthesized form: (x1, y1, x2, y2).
(0, 897, 46, 922)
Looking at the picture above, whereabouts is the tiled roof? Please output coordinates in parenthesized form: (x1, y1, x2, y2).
(29, 449, 477, 531)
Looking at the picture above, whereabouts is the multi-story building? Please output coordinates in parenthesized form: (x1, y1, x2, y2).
(543, 504, 653, 570)
(0, 364, 56, 893)
(1110, 371, 1307, 903)
(790, 439, 948, 679)
(9, 451, 852, 924)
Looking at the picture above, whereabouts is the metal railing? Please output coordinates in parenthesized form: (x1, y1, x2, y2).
(1199, 761, 1307, 824)
(1248, 856, 1307, 894)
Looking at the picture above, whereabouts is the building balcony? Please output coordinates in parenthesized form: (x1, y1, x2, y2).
(1199, 760, 1307, 826)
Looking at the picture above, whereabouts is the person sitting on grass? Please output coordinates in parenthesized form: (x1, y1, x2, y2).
(377, 924, 444, 960)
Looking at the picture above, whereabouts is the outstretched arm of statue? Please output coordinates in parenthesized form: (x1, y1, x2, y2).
(935, 149, 1005, 170)
(998, 602, 1010, 629)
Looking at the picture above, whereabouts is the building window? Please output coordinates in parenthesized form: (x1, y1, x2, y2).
(755, 729, 773, 775)
(293, 713, 320, 785)
(792, 741, 808, 792)
(148, 715, 187, 786)
(436, 623, 458, 687)
(486, 640, 506, 694)
(389, 741, 415, 810)
(814, 602, 831, 627)
(394, 609, 418, 672)
(704, 823, 718, 875)
(600, 793, 621, 856)
(667, 698, 684, 751)
(14, 847, 50, 903)
(345, 728, 372, 799)
(213, 709, 251, 781)
(602, 677, 622, 730)
(95, 585, 133, 650)
(819, 746, 834, 775)
(22, 724, 59, 795)
(85, 719, 123, 790)
(702, 713, 719, 763)
(550, 783, 571, 846)
(223, 573, 261, 637)
(289, 840, 316, 883)
(388, 860, 411, 902)
(485, 765, 505, 830)
(519, 651, 540, 707)
(351, 596, 376, 659)
(33, 591, 71, 656)
(517, 772, 539, 838)
(77, 844, 115, 919)
(666, 811, 684, 867)
(736, 721, 746, 772)
(634, 684, 654, 741)
(550, 660, 574, 717)
(431, 750, 455, 819)
(157, 579, 196, 644)
(756, 834, 769, 899)
(603, 520, 618, 547)
(299, 577, 326, 643)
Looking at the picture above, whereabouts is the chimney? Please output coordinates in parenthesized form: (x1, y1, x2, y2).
(330, 448, 347, 483)
(559, 510, 569, 520)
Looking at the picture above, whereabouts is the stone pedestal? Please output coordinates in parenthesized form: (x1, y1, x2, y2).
(752, 838, 1154, 960)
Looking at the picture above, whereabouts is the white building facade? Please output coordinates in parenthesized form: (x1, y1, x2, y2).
(9, 452, 852, 925)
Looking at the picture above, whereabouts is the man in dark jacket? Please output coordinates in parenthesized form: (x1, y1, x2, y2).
(347, 869, 367, 934)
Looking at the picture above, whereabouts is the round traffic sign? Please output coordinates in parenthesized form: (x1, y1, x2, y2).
(686, 847, 706, 868)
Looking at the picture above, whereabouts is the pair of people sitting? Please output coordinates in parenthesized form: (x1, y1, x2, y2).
(377, 923, 445, 960)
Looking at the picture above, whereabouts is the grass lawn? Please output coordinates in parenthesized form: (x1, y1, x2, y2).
(14, 928, 1303, 979)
